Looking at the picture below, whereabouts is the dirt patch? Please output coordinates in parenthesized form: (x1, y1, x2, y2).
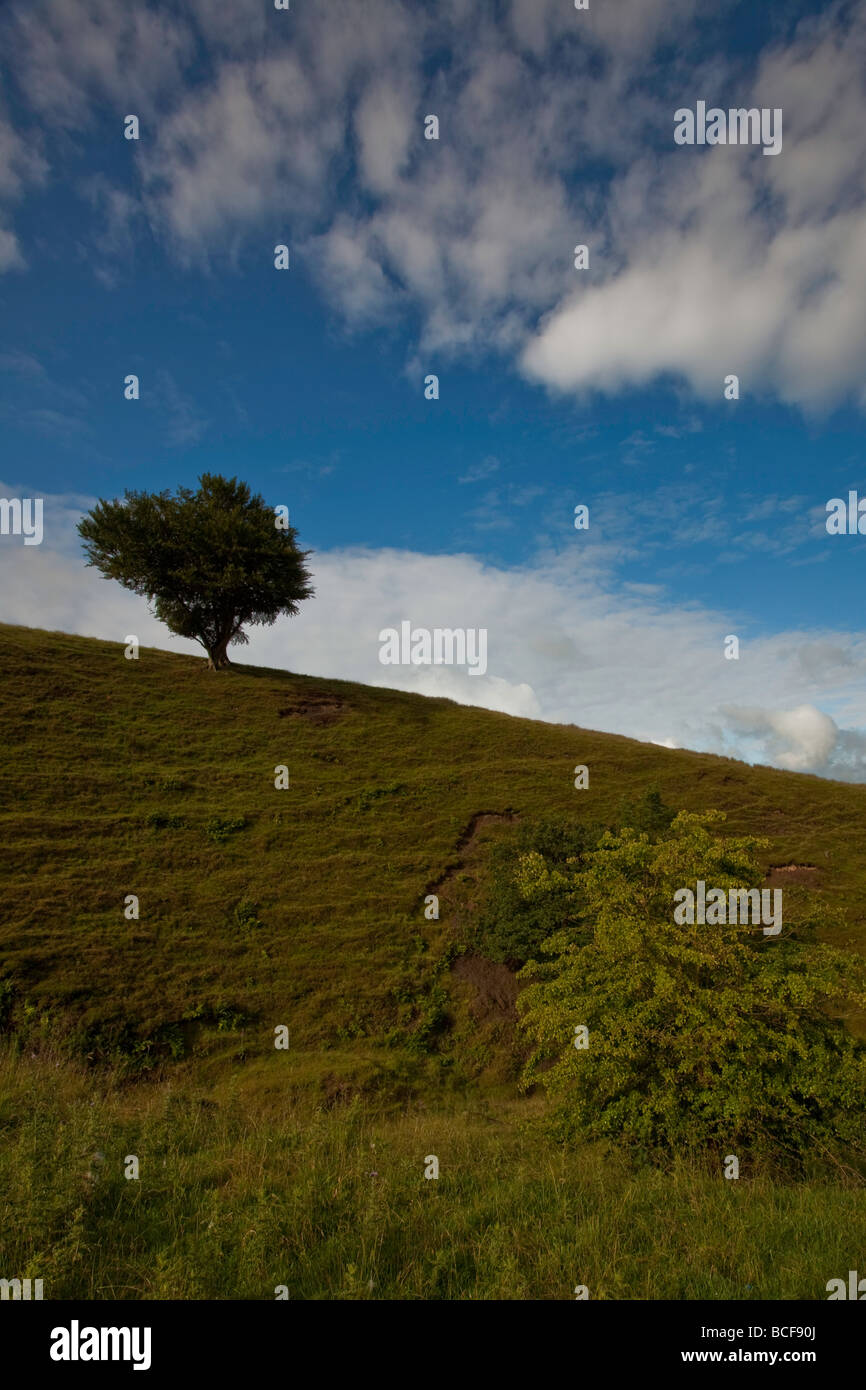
(277, 695, 349, 725)
(764, 863, 819, 886)
(317, 1075, 359, 1108)
(428, 811, 522, 1025)
(426, 809, 519, 896)
(455, 809, 519, 853)
(452, 954, 519, 1021)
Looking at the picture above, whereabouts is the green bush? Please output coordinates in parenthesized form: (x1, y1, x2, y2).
(612, 786, 676, 838)
(474, 795, 675, 967)
(517, 810, 866, 1167)
(215, 1005, 248, 1032)
(158, 776, 188, 793)
(145, 811, 186, 831)
(233, 898, 263, 931)
(474, 818, 600, 966)
(356, 783, 406, 813)
(204, 815, 248, 845)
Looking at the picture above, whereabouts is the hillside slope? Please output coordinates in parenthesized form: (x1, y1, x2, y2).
(3, 621, 866, 1097)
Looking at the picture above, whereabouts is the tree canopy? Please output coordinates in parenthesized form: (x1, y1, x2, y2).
(78, 474, 314, 669)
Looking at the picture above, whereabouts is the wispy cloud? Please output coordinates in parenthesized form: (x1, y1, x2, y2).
(458, 456, 500, 485)
(0, 349, 44, 376)
(149, 369, 209, 449)
(0, 358, 92, 440)
(655, 417, 703, 439)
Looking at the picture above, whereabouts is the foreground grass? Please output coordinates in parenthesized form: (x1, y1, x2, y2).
(0, 1049, 862, 1301)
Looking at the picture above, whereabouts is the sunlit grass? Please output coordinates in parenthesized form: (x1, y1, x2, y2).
(0, 1047, 862, 1301)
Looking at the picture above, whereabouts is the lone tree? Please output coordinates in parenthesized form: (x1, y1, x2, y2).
(78, 474, 314, 669)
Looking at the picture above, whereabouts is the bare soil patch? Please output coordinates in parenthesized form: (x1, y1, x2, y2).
(452, 954, 519, 1021)
(277, 695, 350, 725)
(764, 863, 819, 886)
(426, 809, 519, 895)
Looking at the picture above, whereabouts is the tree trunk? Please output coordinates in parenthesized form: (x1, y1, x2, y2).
(207, 634, 233, 670)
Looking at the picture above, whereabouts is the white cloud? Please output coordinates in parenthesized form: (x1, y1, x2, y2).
(522, 6, 866, 411)
(459, 456, 501, 485)
(0, 349, 44, 376)
(5, 0, 864, 416)
(355, 78, 415, 195)
(139, 55, 338, 257)
(306, 216, 398, 328)
(0, 225, 24, 272)
(721, 703, 866, 778)
(507, 0, 704, 62)
(6, 0, 194, 127)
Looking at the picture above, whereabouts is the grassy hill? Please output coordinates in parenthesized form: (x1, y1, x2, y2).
(2, 621, 866, 1299)
(3, 620, 866, 1080)
(4, 620, 866, 1073)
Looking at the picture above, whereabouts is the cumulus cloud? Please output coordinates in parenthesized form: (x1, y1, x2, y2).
(5, 486, 866, 781)
(4, 0, 864, 415)
(5, 0, 194, 128)
(522, 5, 866, 411)
(721, 703, 866, 779)
(507, 0, 718, 74)
(139, 55, 341, 258)
(355, 77, 415, 195)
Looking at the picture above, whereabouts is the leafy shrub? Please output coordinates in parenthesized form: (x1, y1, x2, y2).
(215, 1005, 247, 1032)
(204, 815, 248, 845)
(474, 796, 675, 967)
(356, 783, 407, 813)
(406, 985, 451, 1055)
(233, 898, 263, 931)
(145, 811, 186, 831)
(517, 810, 866, 1167)
(475, 818, 600, 966)
(612, 786, 676, 838)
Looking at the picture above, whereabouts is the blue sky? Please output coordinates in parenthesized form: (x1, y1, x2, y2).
(2, 0, 866, 778)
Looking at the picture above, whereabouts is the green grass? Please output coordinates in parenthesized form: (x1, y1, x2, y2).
(2, 621, 865, 1298)
(1, 1046, 862, 1301)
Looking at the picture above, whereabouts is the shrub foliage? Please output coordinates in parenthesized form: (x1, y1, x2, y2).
(516, 810, 866, 1166)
